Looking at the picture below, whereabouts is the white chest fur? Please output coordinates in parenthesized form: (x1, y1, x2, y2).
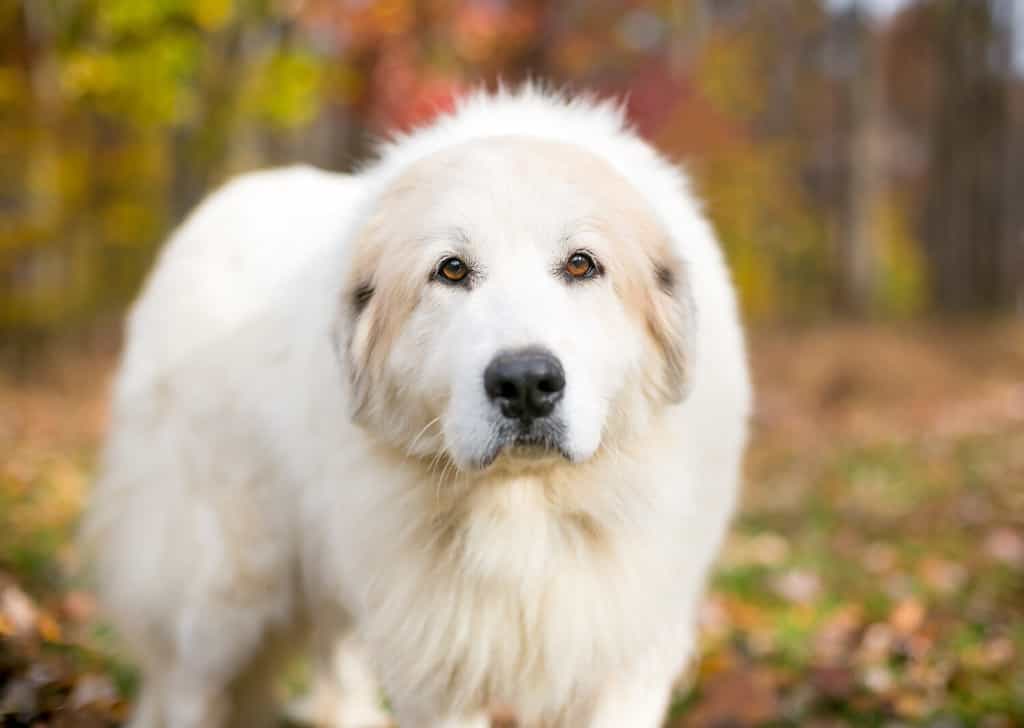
(340, 465, 697, 724)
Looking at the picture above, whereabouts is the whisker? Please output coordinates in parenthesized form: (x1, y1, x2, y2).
(406, 416, 441, 455)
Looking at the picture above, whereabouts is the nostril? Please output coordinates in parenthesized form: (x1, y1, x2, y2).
(536, 375, 563, 395)
(497, 380, 520, 401)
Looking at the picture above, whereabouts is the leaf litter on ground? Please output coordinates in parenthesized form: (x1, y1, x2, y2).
(2, 323, 1023, 726)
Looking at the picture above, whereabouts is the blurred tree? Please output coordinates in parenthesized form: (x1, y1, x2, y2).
(0, 0, 329, 349)
(920, 0, 1020, 312)
(824, 4, 883, 315)
(1, 0, 1022, 355)
(680, 1, 834, 320)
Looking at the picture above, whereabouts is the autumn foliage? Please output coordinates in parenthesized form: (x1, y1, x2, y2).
(2, 1, 1023, 726)
(2, 0, 1023, 347)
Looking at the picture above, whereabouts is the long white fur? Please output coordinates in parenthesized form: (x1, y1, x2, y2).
(84, 87, 752, 728)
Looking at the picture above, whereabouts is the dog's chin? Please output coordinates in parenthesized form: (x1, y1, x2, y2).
(461, 422, 575, 472)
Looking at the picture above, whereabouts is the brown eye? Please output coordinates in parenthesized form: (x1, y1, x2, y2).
(565, 251, 597, 279)
(438, 256, 468, 283)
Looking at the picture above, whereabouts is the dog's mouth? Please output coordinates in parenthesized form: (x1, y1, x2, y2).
(476, 420, 571, 469)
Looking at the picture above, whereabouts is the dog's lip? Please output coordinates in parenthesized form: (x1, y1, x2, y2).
(475, 434, 572, 470)
(512, 433, 560, 449)
(509, 441, 570, 460)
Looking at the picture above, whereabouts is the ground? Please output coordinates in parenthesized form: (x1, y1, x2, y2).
(1, 322, 1023, 727)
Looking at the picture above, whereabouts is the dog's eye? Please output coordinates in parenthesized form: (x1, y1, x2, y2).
(565, 251, 598, 280)
(437, 256, 468, 284)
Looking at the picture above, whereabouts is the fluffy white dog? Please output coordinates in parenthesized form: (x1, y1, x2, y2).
(84, 87, 751, 728)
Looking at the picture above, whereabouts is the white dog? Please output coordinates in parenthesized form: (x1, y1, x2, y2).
(84, 87, 751, 728)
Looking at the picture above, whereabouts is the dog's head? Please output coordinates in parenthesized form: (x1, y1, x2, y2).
(337, 136, 695, 471)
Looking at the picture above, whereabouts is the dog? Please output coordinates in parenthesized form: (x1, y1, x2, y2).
(84, 87, 751, 728)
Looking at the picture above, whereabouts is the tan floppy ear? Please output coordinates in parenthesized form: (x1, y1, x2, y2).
(342, 277, 379, 423)
(335, 238, 421, 426)
(646, 258, 697, 403)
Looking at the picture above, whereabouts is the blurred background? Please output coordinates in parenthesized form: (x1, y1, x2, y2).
(1, 1, 1022, 726)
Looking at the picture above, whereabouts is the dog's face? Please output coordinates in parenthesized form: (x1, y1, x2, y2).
(340, 136, 694, 471)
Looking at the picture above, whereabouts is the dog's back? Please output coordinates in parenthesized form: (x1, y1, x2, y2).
(83, 165, 359, 688)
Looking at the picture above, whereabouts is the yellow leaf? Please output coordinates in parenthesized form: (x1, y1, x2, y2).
(192, 0, 234, 31)
(37, 613, 62, 642)
(889, 598, 925, 635)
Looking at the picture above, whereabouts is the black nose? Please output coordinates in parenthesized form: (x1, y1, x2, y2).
(484, 348, 566, 424)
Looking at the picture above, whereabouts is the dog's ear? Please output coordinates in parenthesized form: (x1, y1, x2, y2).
(342, 276, 379, 423)
(335, 221, 421, 426)
(333, 214, 389, 424)
(645, 256, 696, 403)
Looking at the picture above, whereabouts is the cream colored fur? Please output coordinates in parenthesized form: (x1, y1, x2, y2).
(84, 87, 751, 728)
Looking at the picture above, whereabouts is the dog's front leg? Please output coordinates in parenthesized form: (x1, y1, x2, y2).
(391, 704, 490, 728)
(583, 671, 676, 728)
(307, 633, 393, 727)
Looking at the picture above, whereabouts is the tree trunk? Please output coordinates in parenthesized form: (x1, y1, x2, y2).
(843, 12, 884, 315)
(828, 5, 882, 316)
(921, 0, 1013, 313)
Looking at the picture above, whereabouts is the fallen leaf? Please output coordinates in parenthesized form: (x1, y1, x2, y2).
(978, 716, 1016, 728)
(62, 590, 98, 623)
(889, 599, 926, 635)
(863, 542, 898, 574)
(69, 673, 119, 710)
(682, 667, 780, 727)
(814, 605, 864, 663)
(985, 528, 1024, 567)
(698, 595, 731, 639)
(919, 558, 968, 594)
(962, 637, 1017, 672)
(862, 664, 893, 694)
(37, 612, 62, 642)
(894, 691, 930, 718)
(771, 569, 821, 604)
(749, 532, 790, 566)
(859, 623, 895, 661)
(812, 665, 856, 699)
(0, 584, 38, 636)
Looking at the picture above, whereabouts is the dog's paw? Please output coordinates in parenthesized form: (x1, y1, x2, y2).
(285, 692, 394, 727)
